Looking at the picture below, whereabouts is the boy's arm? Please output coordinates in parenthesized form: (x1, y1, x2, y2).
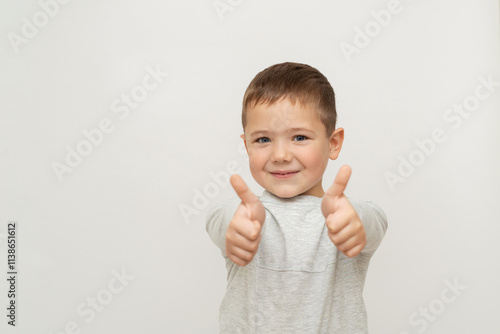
(206, 175, 266, 266)
(205, 197, 241, 254)
(322, 165, 387, 258)
(350, 198, 388, 257)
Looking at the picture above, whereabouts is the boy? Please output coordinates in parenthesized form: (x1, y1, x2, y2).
(206, 62, 388, 333)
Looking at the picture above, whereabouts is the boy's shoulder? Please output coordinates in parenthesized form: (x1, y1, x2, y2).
(206, 196, 241, 218)
(258, 191, 386, 224)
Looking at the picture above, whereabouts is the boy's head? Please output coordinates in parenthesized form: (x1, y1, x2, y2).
(240, 62, 344, 199)
(242, 62, 337, 137)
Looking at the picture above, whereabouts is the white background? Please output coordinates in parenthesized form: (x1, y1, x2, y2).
(1, 0, 499, 333)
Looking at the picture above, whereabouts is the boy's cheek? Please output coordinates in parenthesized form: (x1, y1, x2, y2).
(245, 144, 256, 155)
(247, 148, 265, 162)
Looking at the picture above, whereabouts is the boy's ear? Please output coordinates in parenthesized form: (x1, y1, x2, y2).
(328, 128, 344, 160)
(240, 134, 248, 153)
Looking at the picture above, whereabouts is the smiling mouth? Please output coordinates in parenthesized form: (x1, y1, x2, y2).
(270, 171, 298, 178)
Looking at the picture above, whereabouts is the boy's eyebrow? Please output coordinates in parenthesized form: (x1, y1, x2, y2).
(288, 127, 314, 133)
(248, 127, 314, 137)
(248, 130, 269, 137)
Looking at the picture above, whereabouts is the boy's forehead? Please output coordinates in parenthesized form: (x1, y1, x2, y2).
(245, 98, 323, 132)
(249, 95, 313, 110)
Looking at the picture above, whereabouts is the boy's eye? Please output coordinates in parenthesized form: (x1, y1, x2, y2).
(294, 135, 308, 141)
(256, 137, 270, 143)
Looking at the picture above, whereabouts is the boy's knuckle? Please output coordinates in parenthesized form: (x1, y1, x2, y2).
(328, 221, 340, 233)
(243, 253, 253, 261)
(249, 242, 259, 252)
(248, 229, 259, 240)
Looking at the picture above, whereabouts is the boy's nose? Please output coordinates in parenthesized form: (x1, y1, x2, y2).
(271, 142, 292, 163)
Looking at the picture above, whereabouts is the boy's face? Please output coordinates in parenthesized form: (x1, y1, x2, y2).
(241, 97, 344, 198)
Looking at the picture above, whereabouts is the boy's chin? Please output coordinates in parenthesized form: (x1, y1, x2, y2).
(266, 187, 301, 199)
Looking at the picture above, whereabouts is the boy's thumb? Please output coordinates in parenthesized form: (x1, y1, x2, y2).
(230, 174, 259, 205)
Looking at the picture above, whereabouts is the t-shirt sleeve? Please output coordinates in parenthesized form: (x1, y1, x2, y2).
(205, 197, 241, 255)
(349, 198, 388, 257)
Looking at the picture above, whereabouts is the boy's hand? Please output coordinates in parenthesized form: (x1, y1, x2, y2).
(321, 165, 366, 258)
(226, 175, 266, 266)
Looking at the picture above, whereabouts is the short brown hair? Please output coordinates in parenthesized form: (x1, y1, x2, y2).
(242, 62, 336, 137)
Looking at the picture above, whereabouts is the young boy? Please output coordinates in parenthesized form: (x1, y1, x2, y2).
(206, 62, 388, 333)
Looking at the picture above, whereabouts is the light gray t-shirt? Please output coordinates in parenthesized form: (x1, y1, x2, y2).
(206, 190, 388, 334)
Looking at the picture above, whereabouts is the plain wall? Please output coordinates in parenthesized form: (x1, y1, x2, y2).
(1, 0, 499, 333)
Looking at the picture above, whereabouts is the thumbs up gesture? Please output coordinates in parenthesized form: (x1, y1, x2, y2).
(226, 175, 266, 266)
(321, 165, 366, 258)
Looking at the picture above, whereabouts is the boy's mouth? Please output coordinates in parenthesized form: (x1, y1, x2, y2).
(270, 171, 298, 178)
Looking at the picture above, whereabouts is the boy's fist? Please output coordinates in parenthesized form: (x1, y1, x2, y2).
(226, 174, 266, 266)
(321, 165, 366, 258)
